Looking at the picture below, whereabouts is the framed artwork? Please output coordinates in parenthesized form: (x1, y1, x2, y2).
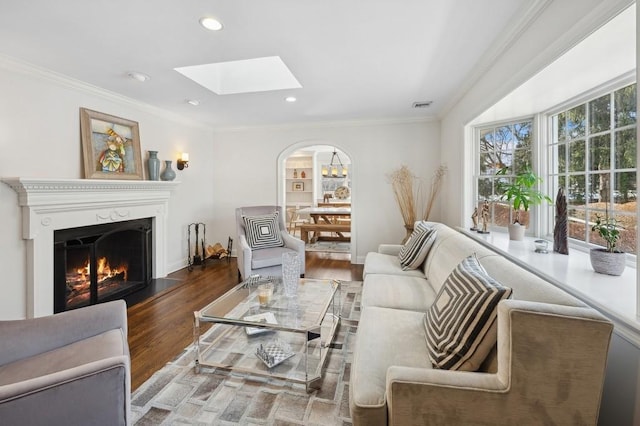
(292, 182, 304, 191)
(80, 108, 143, 180)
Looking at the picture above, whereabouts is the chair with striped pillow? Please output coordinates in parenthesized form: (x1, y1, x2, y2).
(235, 206, 306, 281)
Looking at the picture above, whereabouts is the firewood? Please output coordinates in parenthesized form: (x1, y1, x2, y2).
(206, 243, 229, 259)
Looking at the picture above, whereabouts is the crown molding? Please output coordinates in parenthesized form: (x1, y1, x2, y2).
(0, 54, 213, 131)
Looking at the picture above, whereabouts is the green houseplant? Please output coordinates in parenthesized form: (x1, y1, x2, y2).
(590, 210, 625, 275)
(497, 166, 552, 240)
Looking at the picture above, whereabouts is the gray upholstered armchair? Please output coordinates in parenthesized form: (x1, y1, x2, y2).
(0, 300, 131, 426)
(236, 205, 306, 281)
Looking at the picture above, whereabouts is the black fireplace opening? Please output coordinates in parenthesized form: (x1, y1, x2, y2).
(54, 218, 152, 313)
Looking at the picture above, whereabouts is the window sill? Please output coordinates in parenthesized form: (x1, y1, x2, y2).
(459, 228, 640, 345)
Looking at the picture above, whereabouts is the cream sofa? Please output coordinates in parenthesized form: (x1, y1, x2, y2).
(350, 222, 613, 426)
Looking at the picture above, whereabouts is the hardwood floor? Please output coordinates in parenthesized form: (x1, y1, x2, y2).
(127, 251, 363, 391)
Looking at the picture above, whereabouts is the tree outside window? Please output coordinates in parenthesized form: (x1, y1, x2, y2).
(550, 83, 637, 253)
(477, 120, 533, 230)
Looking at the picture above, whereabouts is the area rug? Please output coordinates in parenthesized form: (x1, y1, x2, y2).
(305, 242, 351, 253)
(131, 281, 362, 425)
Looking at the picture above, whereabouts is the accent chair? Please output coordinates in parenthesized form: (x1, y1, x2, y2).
(236, 205, 306, 281)
(0, 300, 131, 425)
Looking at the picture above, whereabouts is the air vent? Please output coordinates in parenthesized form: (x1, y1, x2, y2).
(412, 101, 433, 108)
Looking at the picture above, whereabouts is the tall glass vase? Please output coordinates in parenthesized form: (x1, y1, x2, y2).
(281, 252, 300, 298)
(160, 160, 176, 181)
(147, 150, 160, 181)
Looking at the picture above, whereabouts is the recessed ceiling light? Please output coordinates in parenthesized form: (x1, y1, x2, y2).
(127, 71, 150, 82)
(285, 96, 297, 103)
(186, 99, 200, 106)
(200, 17, 223, 31)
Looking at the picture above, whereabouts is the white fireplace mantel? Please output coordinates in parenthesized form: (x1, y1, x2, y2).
(3, 177, 179, 317)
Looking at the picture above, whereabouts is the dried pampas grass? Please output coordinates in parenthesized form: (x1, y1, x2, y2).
(423, 164, 447, 221)
(387, 164, 447, 229)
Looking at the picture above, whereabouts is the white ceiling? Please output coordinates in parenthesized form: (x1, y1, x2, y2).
(0, 0, 532, 129)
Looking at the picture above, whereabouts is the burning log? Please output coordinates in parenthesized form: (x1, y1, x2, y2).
(100, 270, 126, 284)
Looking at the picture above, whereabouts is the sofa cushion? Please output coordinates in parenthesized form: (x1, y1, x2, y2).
(422, 228, 497, 294)
(250, 246, 294, 269)
(479, 256, 586, 307)
(362, 274, 437, 311)
(350, 306, 431, 425)
(424, 254, 512, 371)
(242, 212, 284, 249)
(363, 252, 426, 279)
(398, 225, 437, 270)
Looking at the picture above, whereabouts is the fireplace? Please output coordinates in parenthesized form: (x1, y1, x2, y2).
(2, 177, 179, 318)
(54, 218, 152, 312)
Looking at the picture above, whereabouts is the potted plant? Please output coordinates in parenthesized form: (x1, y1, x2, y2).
(590, 211, 626, 275)
(497, 166, 552, 240)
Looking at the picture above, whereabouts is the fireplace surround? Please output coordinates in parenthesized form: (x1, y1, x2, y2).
(3, 178, 179, 317)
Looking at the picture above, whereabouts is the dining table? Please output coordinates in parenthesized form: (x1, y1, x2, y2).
(297, 206, 351, 224)
(297, 206, 351, 243)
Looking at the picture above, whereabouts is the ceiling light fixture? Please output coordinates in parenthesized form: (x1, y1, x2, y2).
(321, 149, 348, 178)
(127, 71, 150, 82)
(199, 17, 223, 31)
(187, 99, 200, 106)
(285, 96, 297, 103)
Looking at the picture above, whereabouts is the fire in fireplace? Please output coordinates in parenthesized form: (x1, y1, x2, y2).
(54, 218, 152, 312)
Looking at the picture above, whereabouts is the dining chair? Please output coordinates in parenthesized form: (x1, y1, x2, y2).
(287, 205, 309, 237)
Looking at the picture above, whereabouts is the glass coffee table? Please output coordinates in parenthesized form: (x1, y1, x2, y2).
(193, 277, 341, 391)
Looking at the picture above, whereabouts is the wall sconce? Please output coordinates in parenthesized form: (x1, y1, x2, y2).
(177, 153, 189, 170)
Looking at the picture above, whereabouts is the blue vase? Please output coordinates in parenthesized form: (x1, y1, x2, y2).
(160, 160, 176, 181)
(147, 151, 160, 181)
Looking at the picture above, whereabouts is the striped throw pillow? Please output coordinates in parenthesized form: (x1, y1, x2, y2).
(243, 212, 284, 249)
(424, 254, 512, 371)
(398, 224, 437, 270)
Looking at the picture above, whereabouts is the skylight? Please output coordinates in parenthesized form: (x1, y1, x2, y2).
(174, 56, 302, 95)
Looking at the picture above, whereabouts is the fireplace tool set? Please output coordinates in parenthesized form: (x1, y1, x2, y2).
(187, 222, 206, 271)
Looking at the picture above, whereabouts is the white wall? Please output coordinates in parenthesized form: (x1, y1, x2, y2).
(0, 58, 215, 319)
(211, 119, 441, 263)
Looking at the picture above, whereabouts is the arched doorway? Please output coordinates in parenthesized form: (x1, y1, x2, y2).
(277, 142, 355, 260)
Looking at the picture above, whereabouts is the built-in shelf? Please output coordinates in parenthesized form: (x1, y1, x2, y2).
(286, 156, 314, 207)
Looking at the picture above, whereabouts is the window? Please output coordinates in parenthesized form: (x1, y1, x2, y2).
(476, 120, 534, 229)
(549, 83, 637, 253)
